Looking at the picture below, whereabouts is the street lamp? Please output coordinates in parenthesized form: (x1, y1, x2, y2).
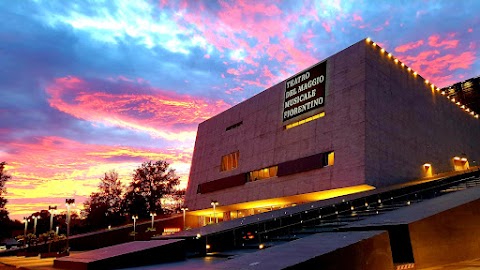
(132, 215, 139, 240)
(211, 200, 219, 223)
(181, 206, 188, 230)
(32, 215, 41, 235)
(65, 198, 75, 252)
(23, 217, 29, 245)
(150, 212, 157, 230)
(48, 205, 57, 232)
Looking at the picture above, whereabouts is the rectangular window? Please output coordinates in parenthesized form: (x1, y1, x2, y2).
(248, 166, 278, 181)
(226, 121, 243, 131)
(221, 151, 239, 171)
(322, 151, 334, 166)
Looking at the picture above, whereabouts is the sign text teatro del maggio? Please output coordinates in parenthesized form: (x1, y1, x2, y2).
(283, 61, 327, 121)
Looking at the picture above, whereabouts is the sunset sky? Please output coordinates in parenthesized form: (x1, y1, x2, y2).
(1, 1, 479, 220)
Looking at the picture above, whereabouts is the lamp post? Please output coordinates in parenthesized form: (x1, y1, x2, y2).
(181, 207, 188, 230)
(23, 217, 29, 245)
(32, 215, 41, 235)
(211, 200, 219, 223)
(65, 198, 75, 252)
(150, 212, 157, 230)
(132, 215, 139, 240)
(48, 205, 57, 232)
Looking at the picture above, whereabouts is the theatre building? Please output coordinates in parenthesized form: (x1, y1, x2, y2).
(184, 39, 480, 227)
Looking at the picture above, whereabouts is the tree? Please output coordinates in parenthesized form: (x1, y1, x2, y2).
(0, 162, 12, 237)
(83, 170, 124, 228)
(161, 188, 186, 214)
(123, 160, 180, 218)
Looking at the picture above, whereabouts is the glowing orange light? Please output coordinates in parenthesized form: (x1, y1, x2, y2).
(471, 111, 475, 115)
(423, 163, 431, 168)
(380, 48, 385, 53)
(206, 244, 211, 249)
(454, 156, 461, 161)
(372, 42, 377, 46)
(461, 105, 465, 109)
(394, 59, 399, 63)
(475, 114, 479, 118)
(407, 67, 411, 71)
(436, 88, 440, 91)
(387, 53, 392, 58)
(451, 98, 456, 102)
(401, 63, 405, 67)
(413, 71, 417, 76)
(425, 80, 429, 84)
(466, 108, 470, 112)
(259, 244, 265, 249)
(456, 102, 461, 105)
(366, 37, 371, 42)
(441, 91, 446, 95)
(461, 157, 468, 162)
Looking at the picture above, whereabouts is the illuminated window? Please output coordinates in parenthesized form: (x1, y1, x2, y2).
(248, 166, 278, 181)
(221, 151, 239, 171)
(322, 151, 334, 166)
(285, 112, 325, 130)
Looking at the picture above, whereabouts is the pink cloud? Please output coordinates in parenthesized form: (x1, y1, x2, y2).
(46, 76, 231, 141)
(398, 50, 476, 87)
(178, 0, 317, 83)
(353, 14, 363, 22)
(394, 40, 424, 53)
(428, 34, 459, 49)
(322, 22, 332, 33)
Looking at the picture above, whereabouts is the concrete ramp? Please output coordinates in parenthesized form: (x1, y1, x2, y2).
(203, 231, 393, 270)
(54, 240, 185, 270)
(340, 185, 480, 268)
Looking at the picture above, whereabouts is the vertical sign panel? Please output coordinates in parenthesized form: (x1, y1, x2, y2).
(283, 61, 327, 122)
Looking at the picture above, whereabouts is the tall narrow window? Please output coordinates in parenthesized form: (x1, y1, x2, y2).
(322, 151, 334, 166)
(221, 151, 239, 171)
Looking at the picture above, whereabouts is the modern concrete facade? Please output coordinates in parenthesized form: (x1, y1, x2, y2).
(185, 39, 480, 225)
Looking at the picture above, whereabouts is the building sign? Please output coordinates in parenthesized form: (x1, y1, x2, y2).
(283, 61, 327, 121)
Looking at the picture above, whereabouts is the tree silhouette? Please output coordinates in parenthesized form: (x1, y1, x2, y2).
(0, 161, 12, 237)
(84, 170, 124, 228)
(123, 160, 180, 218)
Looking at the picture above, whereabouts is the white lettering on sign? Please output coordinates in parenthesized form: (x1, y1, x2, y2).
(283, 61, 327, 121)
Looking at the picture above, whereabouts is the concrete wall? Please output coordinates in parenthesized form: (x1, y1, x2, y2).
(186, 40, 369, 211)
(409, 198, 480, 268)
(364, 42, 480, 187)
